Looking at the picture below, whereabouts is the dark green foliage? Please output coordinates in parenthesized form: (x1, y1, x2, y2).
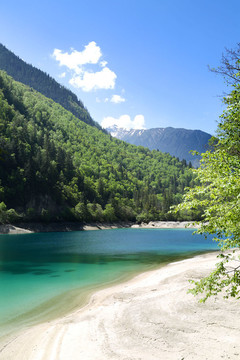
(0, 71, 195, 223)
(0, 201, 19, 223)
(0, 43, 102, 131)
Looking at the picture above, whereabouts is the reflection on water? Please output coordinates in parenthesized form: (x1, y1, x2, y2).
(0, 228, 218, 337)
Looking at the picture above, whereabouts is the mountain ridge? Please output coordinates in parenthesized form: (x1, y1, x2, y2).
(106, 125, 212, 167)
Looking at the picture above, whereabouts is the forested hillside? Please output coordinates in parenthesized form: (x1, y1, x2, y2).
(0, 43, 102, 131)
(0, 71, 196, 224)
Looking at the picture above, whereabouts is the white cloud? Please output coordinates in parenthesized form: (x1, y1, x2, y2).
(58, 72, 66, 78)
(52, 41, 102, 74)
(100, 60, 108, 67)
(101, 114, 145, 130)
(52, 42, 117, 92)
(69, 67, 117, 92)
(110, 94, 126, 103)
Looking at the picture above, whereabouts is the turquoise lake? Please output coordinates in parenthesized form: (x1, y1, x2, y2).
(0, 228, 219, 337)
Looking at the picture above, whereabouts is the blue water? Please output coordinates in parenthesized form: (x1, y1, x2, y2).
(0, 228, 218, 335)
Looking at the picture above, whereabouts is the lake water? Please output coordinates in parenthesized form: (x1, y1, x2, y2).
(0, 228, 218, 337)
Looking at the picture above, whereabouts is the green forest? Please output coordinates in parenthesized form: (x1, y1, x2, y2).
(0, 71, 196, 224)
(0, 43, 102, 131)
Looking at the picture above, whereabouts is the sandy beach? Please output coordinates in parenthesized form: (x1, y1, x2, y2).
(1, 251, 240, 360)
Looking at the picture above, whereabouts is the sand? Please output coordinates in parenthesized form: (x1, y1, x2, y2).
(0, 222, 133, 234)
(0, 224, 33, 234)
(131, 221, 200, 229)
(1, 251, 240, 360)
(0, 221, 199, 234)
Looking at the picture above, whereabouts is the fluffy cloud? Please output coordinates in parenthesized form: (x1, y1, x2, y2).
(101, 114, 145, 130)
(52, 41, 102, 74)
(52, 41, 117, 92)
(69, 67, 117, 92)
(110, 95, 126, 103)
(100, 60, 108, 67)
(102, 95, 125, 103)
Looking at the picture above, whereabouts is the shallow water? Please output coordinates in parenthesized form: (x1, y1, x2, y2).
(0, 228, 218, 336)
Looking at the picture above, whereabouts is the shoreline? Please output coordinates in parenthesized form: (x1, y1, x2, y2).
(0, 220, 199, 234)
(1, 251, 240, 359)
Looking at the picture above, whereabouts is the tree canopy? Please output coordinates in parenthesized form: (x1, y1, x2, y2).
(172, 71, 240, 301)
(0, 71, 195, 224)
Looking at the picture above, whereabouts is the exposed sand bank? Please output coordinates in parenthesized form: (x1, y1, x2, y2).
(0, 222, 132, 234)
(1, 251, 240, 360)
(0, 221, 199, 234)
(132, 221, 200, 229)
(0, 224, 33, 234)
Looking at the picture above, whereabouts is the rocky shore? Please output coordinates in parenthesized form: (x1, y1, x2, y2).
(0, 221, 200, 235)
(132, 221, 199, 229)
(0, 221, 199, 234)
(0, 222, 133, 234)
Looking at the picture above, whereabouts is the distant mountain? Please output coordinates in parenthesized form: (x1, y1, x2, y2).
(0, 43, 103, 131)
(107, 125, 212, 167)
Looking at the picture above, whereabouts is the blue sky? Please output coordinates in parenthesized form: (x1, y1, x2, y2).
(1, 0, 240, 134)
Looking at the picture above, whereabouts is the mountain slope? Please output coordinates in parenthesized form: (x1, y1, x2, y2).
(0, 43, 102, 131)
(107, 126, 212, 167)
(0, 71, 196, 223)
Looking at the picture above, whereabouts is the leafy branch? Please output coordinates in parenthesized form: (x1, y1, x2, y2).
(171, 63, 240, 301)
